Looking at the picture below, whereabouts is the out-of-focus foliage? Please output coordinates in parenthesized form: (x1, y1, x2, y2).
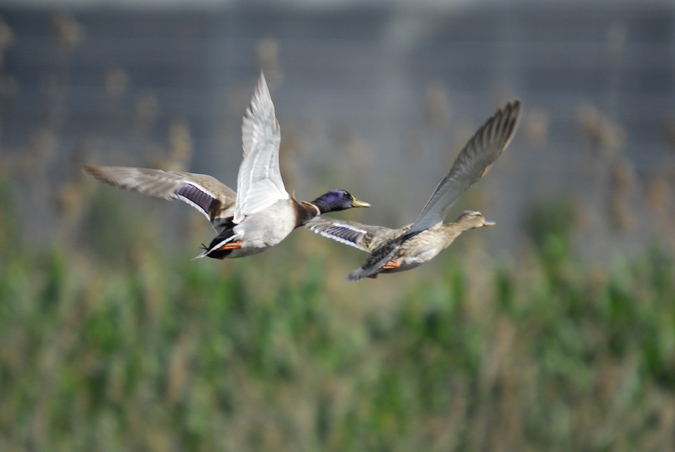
(1, 193, 675, 452)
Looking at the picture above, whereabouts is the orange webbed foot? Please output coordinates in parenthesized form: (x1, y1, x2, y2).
(381, 258, 402, 270)
(218, 240, 243, 251)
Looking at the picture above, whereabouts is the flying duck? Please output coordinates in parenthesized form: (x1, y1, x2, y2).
(85, 72, 370, 259)
(306, 99, 521, 280)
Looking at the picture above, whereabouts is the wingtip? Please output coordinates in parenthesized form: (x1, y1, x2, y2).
(82, 164, 98, 176)
(82, 164, 113, 185)
(243, 69, 276, 127)
(490, 98, 522, 149)
(255, 70, 270, 98)
(505, 99, 522, 120)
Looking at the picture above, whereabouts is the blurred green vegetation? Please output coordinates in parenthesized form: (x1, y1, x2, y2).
(1, 185, 675, 452)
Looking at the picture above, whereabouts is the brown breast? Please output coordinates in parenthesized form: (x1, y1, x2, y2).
(293, 199, 320, 228)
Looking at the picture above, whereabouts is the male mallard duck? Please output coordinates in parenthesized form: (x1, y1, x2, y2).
(307, 99, 521, 280)
(85, 72, 370, 259)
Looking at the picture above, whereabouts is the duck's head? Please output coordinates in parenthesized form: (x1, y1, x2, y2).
(455, 210, 496, 230)
(310, 190, 371, 213)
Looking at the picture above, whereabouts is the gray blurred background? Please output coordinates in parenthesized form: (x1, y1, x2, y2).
(2, 0, 674, 261)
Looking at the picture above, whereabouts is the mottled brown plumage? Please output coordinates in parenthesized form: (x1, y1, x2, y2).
(307, 100, 521, 280)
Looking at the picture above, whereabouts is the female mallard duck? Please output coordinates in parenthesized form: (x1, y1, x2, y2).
(84, 72, 369, 259)
(307, 99, 521, 280)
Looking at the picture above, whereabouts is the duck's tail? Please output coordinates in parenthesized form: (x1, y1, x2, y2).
(192, 230, 241, 260)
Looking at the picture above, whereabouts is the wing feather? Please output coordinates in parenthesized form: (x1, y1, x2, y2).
(305, 217, 397, 253)
(83, 165, 236, 226)
(409, 100, 521, 234)
(234, 72, 288, 223)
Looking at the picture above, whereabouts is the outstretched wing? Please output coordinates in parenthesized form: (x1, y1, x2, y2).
(234, 72, 288, 223)
(305, 217, 399, 253)
(409, 100, 521, 234)
(83, 165, 236, 230)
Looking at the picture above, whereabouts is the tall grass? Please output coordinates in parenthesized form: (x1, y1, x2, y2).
(1, 192, 674, 452)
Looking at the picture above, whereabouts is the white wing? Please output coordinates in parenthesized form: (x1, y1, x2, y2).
(409, 100, 521, 234)
(234, 72, 289, 223)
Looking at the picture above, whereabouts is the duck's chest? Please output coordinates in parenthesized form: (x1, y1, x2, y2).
(236, 200, 298, 249)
